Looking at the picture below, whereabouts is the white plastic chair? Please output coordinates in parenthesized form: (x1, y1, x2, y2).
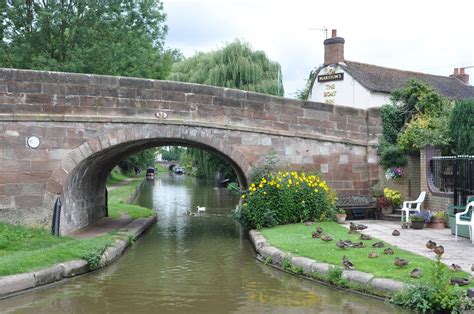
(455, 201, 474, 244)
(400, 191, 426, 222)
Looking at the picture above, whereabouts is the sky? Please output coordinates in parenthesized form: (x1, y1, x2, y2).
(163, 0, 474, 98)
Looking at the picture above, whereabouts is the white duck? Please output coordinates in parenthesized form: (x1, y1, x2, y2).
(197, 206, 206, 213)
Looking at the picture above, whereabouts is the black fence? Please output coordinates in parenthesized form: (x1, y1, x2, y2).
(430, 156, 474, 205)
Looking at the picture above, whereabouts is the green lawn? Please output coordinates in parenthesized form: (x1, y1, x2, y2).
(107, 172, 154, 219)
(0, 222, 116, 276)
(106, 167, 131, 185)
(261, 222, 472, 286)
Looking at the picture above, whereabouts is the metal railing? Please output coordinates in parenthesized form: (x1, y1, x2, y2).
(430, 155, 474, 205)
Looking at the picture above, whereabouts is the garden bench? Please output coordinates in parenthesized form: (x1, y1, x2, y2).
(336, 195, 377, 219)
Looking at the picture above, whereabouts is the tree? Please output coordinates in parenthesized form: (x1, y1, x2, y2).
(378, 80, 453, 168)
(0, 1, 180, 79)
(168, 41, 283, 182)
(168, 40, 284, 96)
(118, 149, 156, 174)
(449, 99, 474, 155)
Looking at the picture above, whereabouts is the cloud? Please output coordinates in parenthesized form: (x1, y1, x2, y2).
(163, 0, 474, 98)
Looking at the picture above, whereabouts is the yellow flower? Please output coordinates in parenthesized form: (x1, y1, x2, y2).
(276, 184, 281, 189)
(288, 179, 292, 185)
(314, 189, 319, 193)
(243, 203, 248, 206)
(263, 192, 267, 195)
(249, 192, 253, 196)
(259, 183, 263, 188)
(241, 195, 246, 199)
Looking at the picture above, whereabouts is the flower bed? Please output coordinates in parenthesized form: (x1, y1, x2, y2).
(237, 171, 336, 229)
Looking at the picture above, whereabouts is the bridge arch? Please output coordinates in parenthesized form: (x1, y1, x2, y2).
(49, 125, 250, 234)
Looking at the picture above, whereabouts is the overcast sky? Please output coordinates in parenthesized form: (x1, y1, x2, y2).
(163, 0, 474, 98)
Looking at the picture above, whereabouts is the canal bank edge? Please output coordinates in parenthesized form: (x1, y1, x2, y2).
(249, 230, 408, 298)
(0, 215, 157, 299)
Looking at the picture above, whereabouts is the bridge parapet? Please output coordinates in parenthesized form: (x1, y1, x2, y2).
(0, 68, 380, 146)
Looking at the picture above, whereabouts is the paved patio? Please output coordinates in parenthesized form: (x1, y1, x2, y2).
(342, 220, 474, 275)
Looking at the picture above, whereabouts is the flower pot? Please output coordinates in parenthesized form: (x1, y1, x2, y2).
(335, 214, 347, 224)
(411, 220, 425, 229)
(428, 218, 445, 229)
(381, 205, 393, 215)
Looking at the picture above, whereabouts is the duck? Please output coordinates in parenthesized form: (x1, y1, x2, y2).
(349, 222, 359, 231)
(348, 229, 359, 234)
(426, 240, 437, 251)
(392, 229, 400, 236)
(394, 257, 409, 267)
(450, 277, 470, 286)
(383, 248, 394, 255)
(357, 224, 368, 230)
(449, 264, 462, 272)
(401, 222, 409, 229)
(342, 255, 355, 270)
(410, 268, 423, 278)
(372, 241, 385, 248)
(321, 235, 333, 242)
(351, 242, 366, 248)
(304, 221, 315, 226)
(368, 251, 378, 258)
(197, 206, 206, 212)
(433, 245, 444, 257)
(316, 226, 323, 234)
(360, 234, 372, 241)
(336, 240, 349, 249)
(311, 231, 322, 239)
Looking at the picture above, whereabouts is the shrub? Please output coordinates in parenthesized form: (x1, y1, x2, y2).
(237, 170, 335, 229)
(391, 255, 473, 313)
(378, 141, 407, 170)
(449, 99, 474, 155)
(383, 188, 401, 208)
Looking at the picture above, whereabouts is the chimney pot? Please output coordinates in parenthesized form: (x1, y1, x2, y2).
(450, 67, 469, 84)
(331, 29, 337, 37)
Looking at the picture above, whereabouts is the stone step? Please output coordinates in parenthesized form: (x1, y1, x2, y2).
(381, 214, 402, 222)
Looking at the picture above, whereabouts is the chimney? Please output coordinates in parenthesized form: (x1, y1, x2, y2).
(450, 67, 469, 84)
(324, 29, 345, 65)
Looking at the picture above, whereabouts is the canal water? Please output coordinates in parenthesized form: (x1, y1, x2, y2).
(0, 173, 407, 313)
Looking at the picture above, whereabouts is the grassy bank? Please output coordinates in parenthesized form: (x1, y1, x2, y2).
(107, 168, 153, 219)
(0, 168, 154, 276)
(0, 222, 117, 276)
(261, 222, 472, 286)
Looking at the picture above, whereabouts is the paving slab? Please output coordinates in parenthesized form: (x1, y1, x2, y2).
(342, 220, 474, 275)
(70, 216, 133, 239)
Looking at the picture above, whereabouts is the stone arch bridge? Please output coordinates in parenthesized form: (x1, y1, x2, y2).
(0, 68, 381, 234)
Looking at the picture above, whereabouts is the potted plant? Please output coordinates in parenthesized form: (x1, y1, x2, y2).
(335, 208, 347, 224)
(376, 196, 393, 215)
(376, 188, 401, 215)
(410, 212, 430, 229)
(428, 210, 446, 229)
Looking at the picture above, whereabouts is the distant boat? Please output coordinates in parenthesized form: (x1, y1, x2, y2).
(146, 166, 155, 180)
(217, 178, 230, 187)
(174, 167, 185, 175)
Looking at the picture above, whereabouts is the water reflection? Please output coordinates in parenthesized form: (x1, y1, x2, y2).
(0, 174, 408, 313)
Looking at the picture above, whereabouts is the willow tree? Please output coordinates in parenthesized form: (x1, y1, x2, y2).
(168, 41, 283, 183)
(168, 40, 284, 96)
